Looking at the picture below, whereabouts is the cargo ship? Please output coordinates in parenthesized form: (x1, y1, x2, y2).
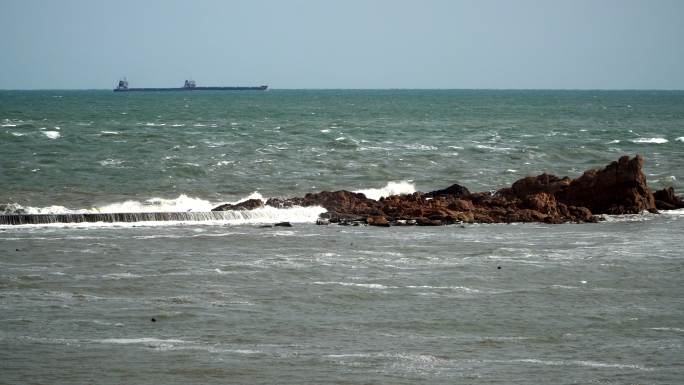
(114, 79, 267, 92)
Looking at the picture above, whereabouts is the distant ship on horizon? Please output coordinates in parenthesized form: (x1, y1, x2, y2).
(113, 79, 268, 92)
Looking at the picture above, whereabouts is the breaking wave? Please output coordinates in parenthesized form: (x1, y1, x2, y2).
(630, 137, 668, 144)
(354, 181, 416, 200)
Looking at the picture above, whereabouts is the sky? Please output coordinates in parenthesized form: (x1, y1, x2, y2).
(1, 0, 683, 89)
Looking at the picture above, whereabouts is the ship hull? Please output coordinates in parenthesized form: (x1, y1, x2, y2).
(114, 85, 268, 92)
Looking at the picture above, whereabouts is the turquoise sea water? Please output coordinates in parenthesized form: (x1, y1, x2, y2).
(1, 90, 683, 384)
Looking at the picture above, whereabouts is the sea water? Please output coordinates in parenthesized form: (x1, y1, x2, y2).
(1, 90, 683, 384)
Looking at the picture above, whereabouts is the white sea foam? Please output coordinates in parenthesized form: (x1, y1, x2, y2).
(4, 191, 267, 216)
(99, 159, 123, 167)
(403, 143, 438, 151)
(93, 194, 216, 213)
(11, 132, 24, 137)
(313, 281, 394, 289)
(99, 130, 119, 135)
(675, 137, 684, 142)
(43, 131, 61, 139)
(354, 181, 416, 200)
(630, 137, 668, 144)
(2, 204, 326, 228)
(650, 327, 684, 332)
(476, 144, 512, 151)
(97, 338, 186, 345)
(660, 208, 684, 216)
(507, 358, 651, 371)
(405, 285, 481, 293)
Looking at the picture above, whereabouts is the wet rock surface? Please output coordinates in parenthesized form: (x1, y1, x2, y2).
(212, 155, 681, 226)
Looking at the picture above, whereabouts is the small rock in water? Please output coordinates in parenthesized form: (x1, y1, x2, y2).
(497, 266, 501, 270)
(16, 248, 20, 251)
(275, 222, 292, 227)
(316, 218, 330, 225)
(150, 318, 156, 322)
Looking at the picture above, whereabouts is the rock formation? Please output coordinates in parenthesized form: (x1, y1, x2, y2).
(212, 155, 682, 226)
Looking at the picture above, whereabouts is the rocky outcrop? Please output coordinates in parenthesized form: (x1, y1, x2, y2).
(556, 155, 656, 214)
(212, 198, 264, 211)
(211, 155, 680, 226)
(653, 187, 684, 210)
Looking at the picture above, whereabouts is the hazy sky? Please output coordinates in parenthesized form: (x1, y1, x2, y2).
(2, 0, 683, 89)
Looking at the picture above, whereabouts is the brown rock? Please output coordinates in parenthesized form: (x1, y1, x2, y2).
(366, 215, 390, 227)
(653, 187, 684, 210)
(245, 155, 674, 226)
(212, 199, 264, 211)
(557, 155, 655, 214)
(425, 183, 471, 198)
(448, 199, 474, 211)
(523, 192, 558, 215)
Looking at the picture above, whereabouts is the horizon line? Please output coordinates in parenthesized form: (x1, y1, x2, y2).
(2, 87, 684, 92)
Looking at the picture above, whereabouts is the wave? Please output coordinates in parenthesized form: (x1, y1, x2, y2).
(0, 206, 326, 227)
(313, 281, 395, 289)
(43, 131, 61, 139)
(675, 137, 684, 142)
(630, 137, 668, 144)
(3, 192, 269, 215)
(1, 190, 325, 227)
(354, 181, 415, 200)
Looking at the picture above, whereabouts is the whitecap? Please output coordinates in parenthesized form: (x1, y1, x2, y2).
(403, 143, 438, 151)
(509, 358, 651, 371)
(101, 272, 142, 279)
(313, 281, 394, 289)
(93, 194, 216, 213)
(405, 285, 481, 293)
(649, 327, 684, 332)
(607, 139, 620, 144)
(354, 181, 416, 200)
(675, 137, 684, 142)
(476, 144, 512, 151)
(99, 159, 123, 166)
(631, 137, 668, 144)
(97, 338, 186, 345)
(10, 132, 24, 137)
(99, 130, 119, 135)
(43, 131, 61, 139)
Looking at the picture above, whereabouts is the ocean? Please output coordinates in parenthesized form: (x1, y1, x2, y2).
(1, 89, 683, 384)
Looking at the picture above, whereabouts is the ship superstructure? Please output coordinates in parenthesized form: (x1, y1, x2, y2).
(114, 79, 267, 92)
